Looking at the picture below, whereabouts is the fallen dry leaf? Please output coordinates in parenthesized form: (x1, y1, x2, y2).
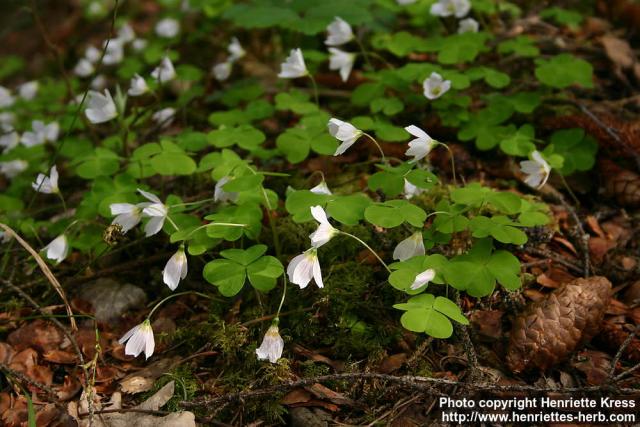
(119, 357, 179, 394)
(7, 320, 64, 353)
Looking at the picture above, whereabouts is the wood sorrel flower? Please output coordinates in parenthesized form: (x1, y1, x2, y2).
(403, 178, 423, 199)
(458, 17, 479, 33)
(310, 180, 332, 195)
(119, 319, 155, 359)
(128, 74, 149, 96)
(287, 248, 324, 289)
(43, 234, 69, 264)
(410, 268, 435, 290)
(520, 150, 551, 189)
(151, 57, 176, 84)
(0, 159, 28, 179)
(228, 37, 246, 62)
(214, 176, 239, 203)
(309, 205, 338, 248)
(278, 48, 308, 79)
(328, 118, 362, 156)
(163, 247, 188, 291)
(423, 72, 451, 100)
(152, 108, 176, 128)
(256, 324, 284, 363)
(155, 18, 180, 38)
(325, 17, 354, 46)
(18, 81, 39, 100)
(430, 0, 471, 18)
(85, 89, 118, 124)
(110, 203, 144, 233)
(138, 188, 168, 236)
(21, 120, 59, 147)
(328, 48, 356, 82)
(0, 86, 15, 108)
(212, 62, 232, 81)
(393, 232, 426, 261)
(32, 165, 59, 194)
(404, 125, 436, 162)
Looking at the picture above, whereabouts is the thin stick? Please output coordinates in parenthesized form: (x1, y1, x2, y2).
(608, 323, 640, 380)
(0, 223, 76, 330)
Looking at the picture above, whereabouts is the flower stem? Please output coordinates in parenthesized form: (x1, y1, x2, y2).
(147, 291, 213, 320)
(166, 215, 180, 231)
(307, 73, 319, 106)
(354, 36, 373, 70)
(438, 142, 458, 186)
(339, 231, 390, 272)
(169, 197, 216, 209)
(275, 275, 288, 319)
(57, 192, 68, 213)
(362, 133, 387, 164)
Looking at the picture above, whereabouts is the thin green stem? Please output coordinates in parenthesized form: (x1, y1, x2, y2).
(275, 276, 288, 319)
(165, 215, 180, 232)
(362, 133, 387, 164)
(438, 142, 457, 186)
(57, 192, 68, 213)
(559, 173, 580, 206)
(307, 73, 319, 106)
(147, 291, 213, 320)
(354, 36, 373, 70)
(339, 231, 390, 272)
(182, 222, 246, 241)
(169, 198, 216, 209)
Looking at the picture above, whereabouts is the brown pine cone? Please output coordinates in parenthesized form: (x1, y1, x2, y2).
(506, 276, 612, 373)
(600, 159, 640, 207)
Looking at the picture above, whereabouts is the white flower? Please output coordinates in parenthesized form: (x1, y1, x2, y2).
(85, 46, 101, 63)
(278, 48, 308, 79)
(287, 248, 324, 288)
(404, 125, 436, 162)
(214, 176, 239, 203)
(0, 231, 10, 243)
(155, 18, 180, 38)
(458, 17, 479, 33)
(256, 324, 284, 363)
(151, 57, 176, 84)
(117, 23, 136, 43)
(128, 74, 149, 97)
(328, 118, 362, 156)
(430, 0, 471, 18)
(212, 62, 232, 81)
(520, 151, 551, 189)
(328, 48, 356, 82)
(325, 17, 353, 46)
(309, 205, 337, 248)
(18, 81, 39, 100)
(132, 38, 148, 52)
(90, 74, 107, 90)
(0, 126, 19, 153)
(393, 232, 425, 261)
(119, 319, 155, 359)
(110, 203, 144, 233)
(423, 72, 451, 100)
(0, 112, 14, 126)
(228, 37, 246, 62)
(85, 89, 118, 124)
(21, 120, 60, 147)
(138, 189, 168, 236)
(152, 108, 176, 129)
(0, 160, 28, 178)
(74, 59, 94, 77)
(43, 235, 69, 264)
(163, 247, 188, 291)
(410, 268, 435, 290)
(32, 165, 59, 194)
(403, 178, 423, 199)
(310, 180, 332, 195)
(102, 38, 124, 65)
(0, 86, 15, 108)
